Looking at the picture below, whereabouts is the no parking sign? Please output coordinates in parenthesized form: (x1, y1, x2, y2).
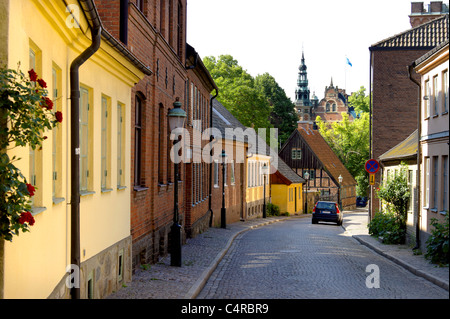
(365, 159, 379, 186)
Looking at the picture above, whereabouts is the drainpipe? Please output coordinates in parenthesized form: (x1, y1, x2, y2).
(408, 63, 421, 251)
(69, 0, 102, 299)
(208, 88, 219, 227)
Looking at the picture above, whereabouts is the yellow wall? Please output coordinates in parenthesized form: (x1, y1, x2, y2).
(4, 0, 143, 298)
(271, 183, 303, 215)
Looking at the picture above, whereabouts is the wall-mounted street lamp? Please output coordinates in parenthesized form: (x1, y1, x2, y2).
(262, 163, 269, 218)
(167, 98, 186, 267)
(304, 171, 310, 214)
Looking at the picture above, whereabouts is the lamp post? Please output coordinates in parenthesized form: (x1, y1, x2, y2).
(262, 163, 269, 218)
(338, 174, 343, 211)
(220, 150, 227, 228)
(304, 171, 310, 214)
(167, 98, 186, 267)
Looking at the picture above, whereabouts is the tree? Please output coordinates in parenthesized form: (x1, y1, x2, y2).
(255, 73, 297, 148)
(316, 86, 371, 196)
(203, 55, 272, 138)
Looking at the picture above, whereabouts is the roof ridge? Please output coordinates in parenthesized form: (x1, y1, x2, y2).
(371, 14, 448, 48)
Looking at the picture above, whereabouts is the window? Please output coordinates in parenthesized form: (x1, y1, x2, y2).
(332, 103, 336, 112)
(177, 1, 183, 57)
(291, 148, 302, 160)
(29, 43, 43, 208)
(214, 160, 219, 187)
(424, 157, 430, 207)
(326, 103, 330, 113)
(432, 157, 438, 210)
(117, 103, 125, 188)
(52, 65, 63, 202)
(159, 0, 165, 35)
(158, 104, 164, 184)
(442, 156, 448, 212)
(424, 80, 430, 118)
(230, 161, 235, 185)
(433, 75, 438, 116)
(136, 0, 144, 12)
(135, 96, 143, 186)
(101, 96, 111, 191)
(80, 87, 91, 192)
(443, 70, 448, 113)
(408, 170, 414, 213)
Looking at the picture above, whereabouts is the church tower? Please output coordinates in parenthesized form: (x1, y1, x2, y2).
(295, 51, 314, 126)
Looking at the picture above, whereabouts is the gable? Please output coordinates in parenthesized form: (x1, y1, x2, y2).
(280, 128, 356, 187)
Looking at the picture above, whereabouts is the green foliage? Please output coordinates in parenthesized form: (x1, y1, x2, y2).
(254, 73, 297, 147)
(0, 64, 60, 241)
(267, 203, 280, 217)
(376, 163, 410, 219)
(368, 211, 406, 244)
(316, 111, 370, 178)
(425, 214, 449, 266)
(203, 55, 272, 132)
(369, 163, 410, 245)
(316, 86, 370, 197)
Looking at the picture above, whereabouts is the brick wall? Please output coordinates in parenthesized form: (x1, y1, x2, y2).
(370, 48, 427, 216)
(97, 0, 189, 272)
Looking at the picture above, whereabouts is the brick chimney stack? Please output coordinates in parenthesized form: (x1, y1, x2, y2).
(409, 1, 449, 27)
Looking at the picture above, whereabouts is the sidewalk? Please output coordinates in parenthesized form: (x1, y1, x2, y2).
(342, 208, 449, 292)
(108, 209, 448, 299)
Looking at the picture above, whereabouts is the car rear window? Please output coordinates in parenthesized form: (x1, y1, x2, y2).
(316, 202, 335, 210)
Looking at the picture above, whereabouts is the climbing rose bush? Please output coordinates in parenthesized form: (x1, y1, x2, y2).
(0, 64, 61, 241)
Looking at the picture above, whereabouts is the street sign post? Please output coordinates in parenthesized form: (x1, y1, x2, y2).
(365, 159, 380, 174)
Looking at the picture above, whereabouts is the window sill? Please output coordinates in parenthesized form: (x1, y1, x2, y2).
(117, 186, 127, 191)
(430, 208, 438, 213)
(31, 206, 47, 215)
(101, 188, 114, 193)
(442, 111, 448, 116)
(53, 197, 65, 205)
(439, 210, 448, 216)
(80, 190, 96, 196)
(134, 186, 149, 192)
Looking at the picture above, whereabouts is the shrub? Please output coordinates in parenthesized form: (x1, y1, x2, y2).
(368, 211, 405, 244)
(266, 203, 280, 217)
(425, 214, 449, 266)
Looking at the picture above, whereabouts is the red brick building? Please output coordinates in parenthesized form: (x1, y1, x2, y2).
(369, 10, 448, 218)
(96, 0, 219, 271)
(313, 79, 351, 124)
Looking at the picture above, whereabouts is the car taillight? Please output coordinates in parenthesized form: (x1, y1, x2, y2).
(335, 204, 340, 214)
(312, 206, 316, 213)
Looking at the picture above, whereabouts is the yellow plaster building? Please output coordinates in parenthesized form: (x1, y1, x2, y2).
(270, 158, 305, 215)
(0, 0, 148, 298)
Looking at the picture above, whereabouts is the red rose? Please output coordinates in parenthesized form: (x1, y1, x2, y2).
(26, 183, 35, 196)
(55, 111, 63, 123)
(28, 69, 38, 82)
(37, 78, 47, 88)
(18, 212, 35, 226)
(42, 97, 53, 110)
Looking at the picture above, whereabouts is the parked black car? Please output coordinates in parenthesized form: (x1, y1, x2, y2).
(311, 201, 343, 226)
(356, 196, 368, 207)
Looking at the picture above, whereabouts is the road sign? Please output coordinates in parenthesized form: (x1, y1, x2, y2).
(365, 159, 380, 174)
(369, 174, 375, 185)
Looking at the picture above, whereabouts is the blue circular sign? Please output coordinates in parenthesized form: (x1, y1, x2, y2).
(365, 159, 380, 174)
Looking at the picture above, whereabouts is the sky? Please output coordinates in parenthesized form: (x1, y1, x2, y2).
(186, 0, 417, 101)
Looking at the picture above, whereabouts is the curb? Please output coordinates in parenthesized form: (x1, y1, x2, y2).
(353, 235, 449, 292)
(184, 218, 285, 299)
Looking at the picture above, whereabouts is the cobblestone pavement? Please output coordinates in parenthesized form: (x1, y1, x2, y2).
(197, 215, 448, 299)
(108, 209, 449, 299)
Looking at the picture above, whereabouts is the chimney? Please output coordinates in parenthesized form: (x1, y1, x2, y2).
(409, 1, 446, 27)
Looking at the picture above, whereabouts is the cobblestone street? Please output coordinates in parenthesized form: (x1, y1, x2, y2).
(197, 217, 448, 299)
